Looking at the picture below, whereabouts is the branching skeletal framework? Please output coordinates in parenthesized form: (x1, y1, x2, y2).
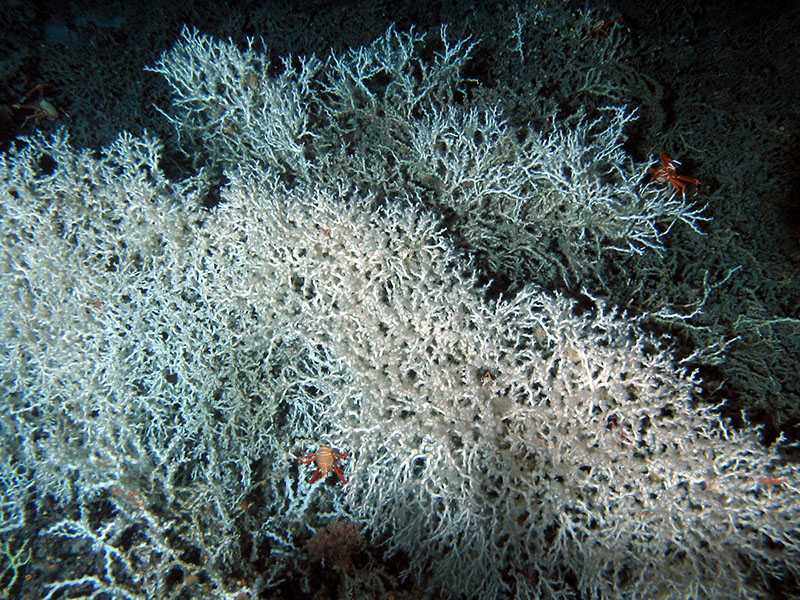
(0, 19, 797, 600)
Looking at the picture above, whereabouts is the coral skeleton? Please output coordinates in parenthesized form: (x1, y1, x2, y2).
(1, 22, 797, 600)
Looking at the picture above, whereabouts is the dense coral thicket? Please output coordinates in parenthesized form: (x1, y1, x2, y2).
(1, 23, 797, 600)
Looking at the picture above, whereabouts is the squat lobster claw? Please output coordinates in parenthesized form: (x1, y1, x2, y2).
(297, 445, 349, 485)
(646, 152, 700, 198)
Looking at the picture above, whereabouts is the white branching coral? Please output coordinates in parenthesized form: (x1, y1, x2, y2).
(0, 22, 797, 600)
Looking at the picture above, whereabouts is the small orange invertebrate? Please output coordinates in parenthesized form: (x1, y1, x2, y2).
(12, 85, 59, 125)
(590, 16, 628, 37)
(759, 477, 787, 486)
(297, 445, 349, 484)
(646, 152, 700, 198)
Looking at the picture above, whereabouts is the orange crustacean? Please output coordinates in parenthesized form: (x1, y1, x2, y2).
(12, 85, 59, 125)
(297, 445, 349, 484)
(646, 152, 700, 198)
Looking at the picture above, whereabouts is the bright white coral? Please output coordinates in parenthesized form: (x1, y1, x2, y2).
(206, 170, 800, 599)
(1, 22, 797, 600)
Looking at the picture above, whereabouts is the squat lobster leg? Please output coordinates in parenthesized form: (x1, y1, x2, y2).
(297, 445, 349, 484)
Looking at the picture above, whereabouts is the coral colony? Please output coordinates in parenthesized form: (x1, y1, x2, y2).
(1, 21, 798, 600)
